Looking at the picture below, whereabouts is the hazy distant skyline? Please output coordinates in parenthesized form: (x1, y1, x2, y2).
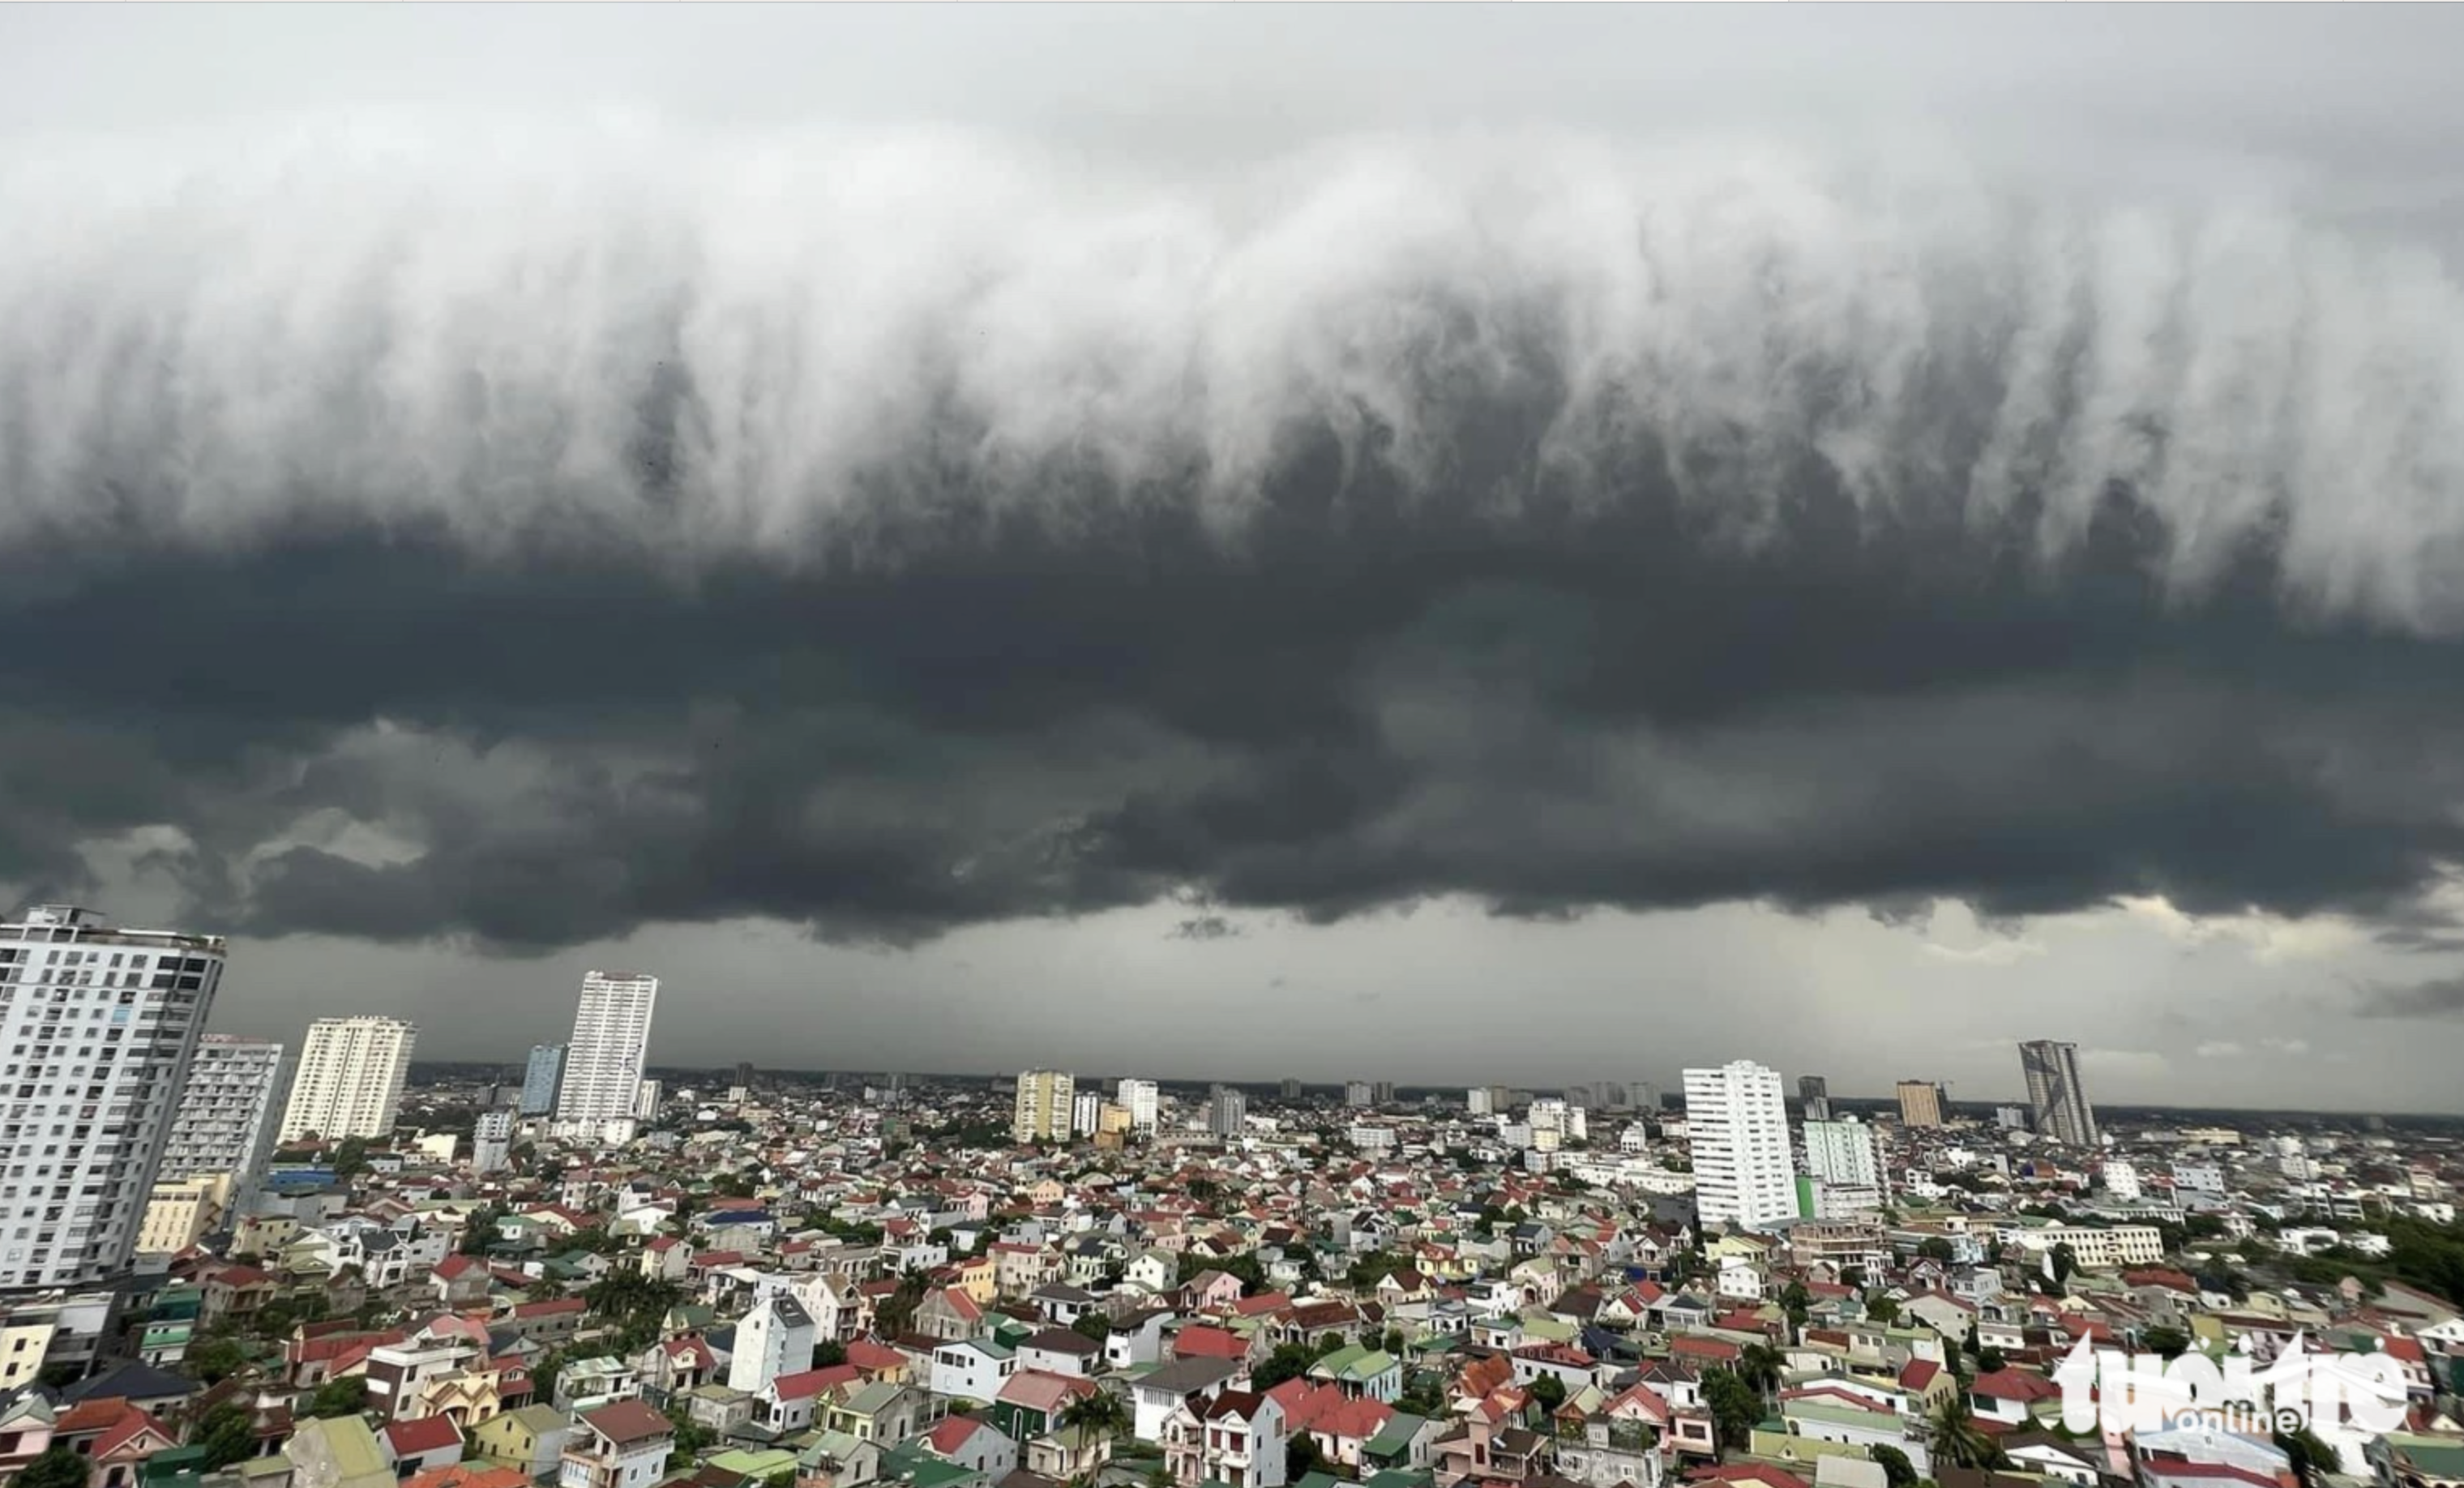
(6, 7, 2464, 1110)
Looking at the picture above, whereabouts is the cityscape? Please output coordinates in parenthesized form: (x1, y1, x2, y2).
(4, 900, 2464, 1488)
(8, 13, 2464, 1488)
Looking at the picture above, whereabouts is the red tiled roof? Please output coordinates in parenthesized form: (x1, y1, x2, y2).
(582, 1400, 674, 1446)
(926, 1416, 987, 1456)
(769, 1366, 859, 1402)
(383, 1415, 465, 1456)
(511, 1298, 587, 1319)
(1174, 1326, 1248, 1361)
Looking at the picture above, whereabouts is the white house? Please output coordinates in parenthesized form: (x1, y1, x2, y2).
(930, 1340, 1018, 1405)
(729, 1292, 818, 1393)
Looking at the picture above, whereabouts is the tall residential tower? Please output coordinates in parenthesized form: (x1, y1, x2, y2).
(2019, 1041, 2099, 1146)
(519, 1044, 565, 1115)
(1683, 1060, 1799, 1231)
(556, 973, 659, 1123)
(280, 1017, 417, 1142)
(160, 1034, 291, 1197)
(0, 905, 225, 1289)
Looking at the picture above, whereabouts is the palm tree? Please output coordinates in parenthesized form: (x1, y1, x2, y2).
(1924, 1392, 2003, 1472)
(1059, 1387, 1131, 1442)
(1736, 1344, 1784, 1400)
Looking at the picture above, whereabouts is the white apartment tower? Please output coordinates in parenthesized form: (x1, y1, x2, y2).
(1012, 1070, 1074, 1144)
(1116, 1078, 1159, 1134)
(1683, 1060, 1799, 1232)
(557, 972, 660, 1123)
(280, 1017, 417, 1142)
(0, 906, 225, 1289)
(2020, 1040, 2100, 1146)
(1802, 1115, 1881, 1189)
(159, 1034, 291, 1195)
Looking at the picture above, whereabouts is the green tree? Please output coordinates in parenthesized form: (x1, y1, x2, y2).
(665, 1406, 716, 1470)
(811, 1340, 849, 1370)
(1286, 1432, 1324, 1482)
(332, 1136, 370, 1178)
(1924, 1394, 2004, 1471)
(1071, 1312, 1113, 1344)
(196, 1405, 261, 1469)
(2048, 1242, 2078, 1290)
(1865, 1296, 1901, 1326)
(460, 1208, 507, 1255)
(184, 1336, 248, 1385)
(304, 1377, 368, 1419)
(875, 1273, 930, 1339)
(1872, 1446, 1917, 1488)
(2140, 1325, 2192, 1360)
(1059, 1388, 1131, 1442)
(17, 1449, 94, 1488)
(1254, 1342, 1317, 1391)
(1975, 1347, 2007, 1375)
(2274, 1426, 2340, 1487)
(1700, 1369, 1762, 1454)
(1529, 1373, 1568, 1413)
(1916, 1238, 1956, 1263)
(1778, 1281, 1812, 1332)
(1737, 1344, 1784, 1399)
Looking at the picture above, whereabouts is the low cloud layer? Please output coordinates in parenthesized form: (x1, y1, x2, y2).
(6, 126, 2464, 956)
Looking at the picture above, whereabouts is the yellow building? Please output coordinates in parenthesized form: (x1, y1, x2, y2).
(0, 1316, 58, 1391)
(1895, 1080, 1944, 1127)
(1012, 1071, 1075, 1144)
(139, 1174, 233, 1257)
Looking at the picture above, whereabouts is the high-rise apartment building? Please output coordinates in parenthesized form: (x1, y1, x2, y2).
(1012, 1070, 1074, 1144)
(1466, 1088, 1494, 1116)
(159, 1034, 290, 1197)
(519, 1045, 565, 1115)
(1209, 1084, 1248, 1137)
(1345, 1081, 1374, 1108)
(1683, 1060, 1799, 1231)
(1895, 1080, 1945, 1128)
(1117, 1078, 1159, 1133)
(1278, 1078, 1303, 1100)
(280, 1016, 417, 1142)
(557, 973, 659, 1123)
(1802, 1115, 1881, 1188)
(2019, 1040, 2099, 1146)
(473, 1111, 513, 1174)
(1072, 1090, 1103, 1136)
(1371, 1080, 1396, 1105)
(0, 905, 225, 1289)
(1799, 1075, 1832, 1122)
(633, 1079, 662, 1120)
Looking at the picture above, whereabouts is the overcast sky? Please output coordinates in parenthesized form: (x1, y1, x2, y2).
(6, 6, 2464, 1110)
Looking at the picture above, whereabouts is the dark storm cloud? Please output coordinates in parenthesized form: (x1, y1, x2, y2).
(2355, 976, 2464, 1019)
(5, 129, 2464, 953)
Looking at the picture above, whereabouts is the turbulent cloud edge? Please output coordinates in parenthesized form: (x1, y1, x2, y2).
(2, 125, 2462, 628)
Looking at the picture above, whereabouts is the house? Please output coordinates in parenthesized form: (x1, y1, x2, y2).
(992, 1371, 1099, 1445)
(430, 1257, 494, 1311)
(1107, 1310, 1175, 1370)
(80, 1403, 181, 1488)
(1998, 1433, 2103, 1485)
(1164, 1389, 1286, 1488)
(761, 1366, 861, 1435)
(1172, 1326, 1255, 1368)
(1266, 1381, 1394, 1473)
(794, 1430, 881, 1488)
(381, 1416, 467, 1477)
(503, 1298, 589, 1348)
(1181, 1270, 1244, 1315)
(1015, 1329, 1103, 1379)
(1309, 1345, 1401, 1403)
(914, 1289, 986, 1344)
(559, 1400, 674, 1488)
(1966, 1369, 2061, 1427)
(1029, 1285, 1102, 1328)
(469, 1405, 573, 1479)
(729, 1293, 819, 1394)
(289, 1415, 397, 1488)
(1131, 1359, 1241, 1443)
(931, 1340, 1018, 1405)
(823, 1383, 926, 1445)
(1025, 1425, 1114, 1483)
(921, 1417, 1017, 1481)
